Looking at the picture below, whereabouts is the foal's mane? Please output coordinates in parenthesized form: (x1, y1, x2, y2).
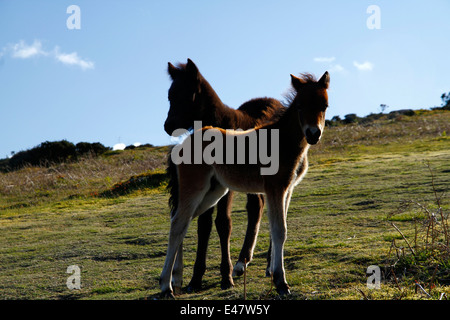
(297, 73, 317, 83)
(282, 73, 317, 107)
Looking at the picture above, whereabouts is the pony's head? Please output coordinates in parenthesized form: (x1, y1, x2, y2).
(164, 59, 203, 136)
(289, 72, 329, 145)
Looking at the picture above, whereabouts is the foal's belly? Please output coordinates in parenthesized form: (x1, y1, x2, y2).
(212, 164, 265, 194)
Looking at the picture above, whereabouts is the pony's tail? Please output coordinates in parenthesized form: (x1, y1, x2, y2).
(166, 147, 178, 218)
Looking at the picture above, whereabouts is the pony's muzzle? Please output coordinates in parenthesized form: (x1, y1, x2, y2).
(305, 127, 321, 145)
(164, 120, 175, 135)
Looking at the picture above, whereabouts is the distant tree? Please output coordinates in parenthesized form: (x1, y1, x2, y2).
(379, 104, 389, 113)
(331, 115, 342, 122)
(441, 92, 450, 110)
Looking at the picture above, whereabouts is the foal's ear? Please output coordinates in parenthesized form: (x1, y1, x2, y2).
(168, 62, 180, 79)
(290, 74, 306, 91)
(318, 71, 330, 89)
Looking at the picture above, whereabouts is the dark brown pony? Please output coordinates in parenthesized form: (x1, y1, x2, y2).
(165, 59, 285, 291)
(160, 71, 330, 297)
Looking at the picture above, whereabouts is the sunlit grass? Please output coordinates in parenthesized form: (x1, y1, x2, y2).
(0, 110, 449, 299)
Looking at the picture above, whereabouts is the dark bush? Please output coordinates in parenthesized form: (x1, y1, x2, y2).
(0, 140, 111, 172)
(125, 143, 154, 150)
(76, 142, 111, 156)
(389, 109, 415, 117)
(6, 140, 77, 171)
(343, 113, 359, 124)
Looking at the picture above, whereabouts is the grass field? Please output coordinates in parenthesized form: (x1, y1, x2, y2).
(0, 109, 449, 300)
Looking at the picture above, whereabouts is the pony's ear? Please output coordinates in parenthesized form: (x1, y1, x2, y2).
(290, 74, 306, 91)
(168, 62, 180, 79)
(186, 58, 200, 81)
(318, 71, 330, 89)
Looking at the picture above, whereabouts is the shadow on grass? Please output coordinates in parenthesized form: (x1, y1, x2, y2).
(99, 170, 167, 198)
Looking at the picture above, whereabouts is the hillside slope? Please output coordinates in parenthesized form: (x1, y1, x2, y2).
(0, 109, 449, 299)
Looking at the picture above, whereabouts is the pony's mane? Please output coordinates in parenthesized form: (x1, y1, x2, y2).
(175, 62, 187, 70)
(282, 73, 317, 107)
(170, 62, 207, 84)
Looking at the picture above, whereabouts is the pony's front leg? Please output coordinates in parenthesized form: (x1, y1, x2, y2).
(160, 211, 192, 298)
(266, 190, 290, 296)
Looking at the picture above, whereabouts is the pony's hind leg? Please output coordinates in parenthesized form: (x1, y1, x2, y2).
(193, 178, 228, 219)
(233, 193, 264, 277)
(160, 166, 214, 297)
(160, 207, 194, 298)
(181, 178, 228, 291)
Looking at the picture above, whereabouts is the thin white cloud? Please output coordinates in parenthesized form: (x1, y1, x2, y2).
(353, 61, 374, 71)
(314, 57, 336, 63)
(3, 39, 94, 71)
(54, 47, 94, 70)
(329, 64, 346, 73)
(11, 40, 47, 59)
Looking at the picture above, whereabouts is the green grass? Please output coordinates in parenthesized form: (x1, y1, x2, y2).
(0, 110, 449, 300)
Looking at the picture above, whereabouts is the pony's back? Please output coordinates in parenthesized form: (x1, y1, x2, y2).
(237, 98, 285, 127)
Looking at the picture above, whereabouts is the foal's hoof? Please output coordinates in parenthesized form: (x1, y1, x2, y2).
(160, 290, 176, 300)
(232, 261, 245, 277)
(276, 284, 291, 297)
(173, 286, 182, 296)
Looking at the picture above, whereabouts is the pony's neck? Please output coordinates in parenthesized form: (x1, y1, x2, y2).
(275, 104, 306, 146)
(199, 79, 238, 128)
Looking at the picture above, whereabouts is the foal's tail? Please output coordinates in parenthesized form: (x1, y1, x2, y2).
(166, 147, 178, 218)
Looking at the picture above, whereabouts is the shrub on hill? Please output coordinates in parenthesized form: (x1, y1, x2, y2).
(75, 142, 111, 156)
(0, 140, 111, 172)
(326, 109, 418, 127)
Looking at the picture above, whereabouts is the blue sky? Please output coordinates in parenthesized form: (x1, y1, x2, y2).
(1, 0, 449, 158)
